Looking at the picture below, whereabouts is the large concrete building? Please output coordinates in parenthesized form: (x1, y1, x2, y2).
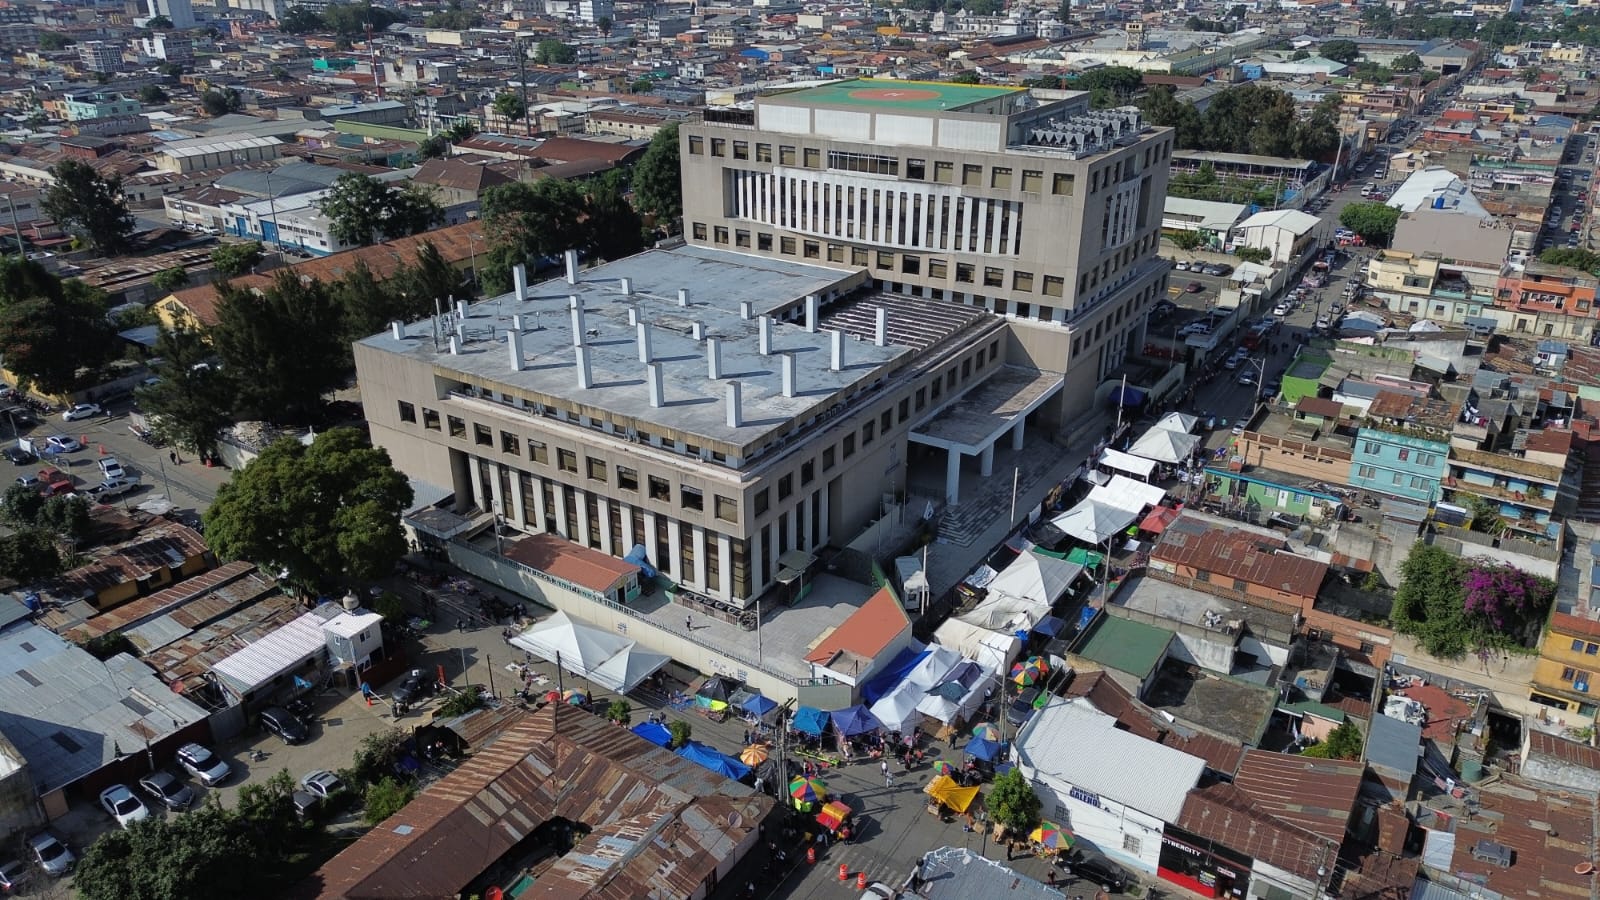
(680, 79, 1174, 421)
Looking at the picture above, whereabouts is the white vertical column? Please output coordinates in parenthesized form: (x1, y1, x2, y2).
(486, 462, 505, 516)
(717, 533, 734, 602)
(643, 509, 659, 567)
(738, 171, 749, 218)
(767, 522, 781, 577)
(531, 475, 547, 532)
(469, 457, 486, 510)
(960, 197, 975, 251)
(666, 518, 683, 580)
(508, 470, 526, 528)
(553, 484, 569, 538)
(786, 504, 799, 555)
(692, 525, 708, 589)
(936, 195, 948, 250)
(617, 503, 635, 550)
(976, 198, 991, 255)
(857, 186, 867, 240)
(597, 496, 614, 555)
(945, 449, 962, 505)
(574, 489, 591, 547)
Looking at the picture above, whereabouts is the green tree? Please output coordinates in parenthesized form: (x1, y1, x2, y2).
(387, 240, 465, 309)
(583, 180, 645, 262)
(1235, 246, 1272, 264)
(278, 5, 323, 33)
(417, 134, 450, 159)
(0, 482, 44, 529)
(1392, 52, 1422, 73)
(233, 771, 302, 861)
(210, 272, 349, 423)
(630, 78, 655, 93)
(204, 427, 413, 589)
(492, 90, 526, 124)
(200, 88, 244, 117)
(632, 123, 682, 228)
(346, 728, 409, 788)
(151, 267, 190, 294)
(0, 260, 116, 393)
(597, 15, 613, 36)
(316, 173, 443, 247)
(210, 240, 264, 278)
(0, 529, 62, 582)
(1339, 201, 1401, 247)
(81, 631, 135, 661)
(38, 31, 73, 50)
(147, 13, 174, 28)
(667, 719, 692, 748)
(948, 71, 981, 85)
(1540, 247, 1600, 274)
(1320, 39, 1360, 64)
(446, 118, 478, 142)
(1169, 230, 1203, 252)
(437, 684, 482, 717)
(1138, 85, 1203, 149)
(320, 1, 405, 37)
(73, 801, 269, 900)
(37, 494, 91, 543)
(42, 159, 136, 255)
(1300, 720, 1364, 759)
(135, 325, 234, 453)
(988, 768, 1041, 835)
(1290, 49, 1310, 61)
(535, 39, 577, 64)
(605, 699, 632, 724)
(362, 776, 416, 825)
(1075, 65, 1143, 108)
(1392, 542, 1469, 656)
(138, 84, 169, 104)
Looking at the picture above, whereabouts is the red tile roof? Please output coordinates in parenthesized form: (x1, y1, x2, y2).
(1153, 516, 1328, 601)
(1233, 749, 1362, 843)
(503, 533, 638, 594)
(804, 587, 911, 667)
(528, 135, 646, 166)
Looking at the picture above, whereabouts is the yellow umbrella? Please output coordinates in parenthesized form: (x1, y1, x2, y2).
(739, 744, 769, 765)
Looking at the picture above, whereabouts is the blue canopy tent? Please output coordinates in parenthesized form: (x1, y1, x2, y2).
(675, 741, 751, 780)
(1108, 385, 1147, 408)
(1032, 615, 1066, 638)
(860, 645, 929, 705)
(630, 721, 671, 747)
(740, 693, 778, 717)
(829, 705, 884, 737)
(792, 705, 830, 736)
(965, 735, 1003, 762)
(623, 544, 657, 580)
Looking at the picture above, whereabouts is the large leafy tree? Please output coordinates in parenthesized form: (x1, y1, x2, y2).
(535, 39, 576, 64)
(0, 258, 116, 392)
(0, 529, 63, 582)
(43, 159, 135, 255)
(492, 90, 526, 124)
(204, 427, 413, 589)
(210, 271, 349, 424)
(1392, 542, 1555, 657)
(1301, 720, 1364, 759)
(317, 173, 443, 247)
(73, 802, 266, 900)
(210, 240, 264, 278)
(481, 178, 587, 290)
(1320, 39, 1359, 64)
(1339, 202, 1402, 248)
(1138, 86, 1203, 149)
(320, 1, 405, 36)
(200, 87, 243, 117)
(633, 123, 682, 228)
(988, 768, 1041, 835)
(278, 5, 323, 33)
(1540, 247, 1600, 275)
(135, 325, 234, 452)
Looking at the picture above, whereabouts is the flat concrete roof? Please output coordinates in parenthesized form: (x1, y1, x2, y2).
(1114, 573, 1297, 645)
(359, 246, 909, 451)
(768, 78, 1023, 113)
(911, 366, 1062, 451)
(1145, 659, 1277, 746)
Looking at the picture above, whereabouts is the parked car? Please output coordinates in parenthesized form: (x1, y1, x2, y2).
(260, 706, 310, 744)
(1271, 302, 1290, 317)
(38, 470, 74, 496)
(1223, 348, 1249, 370)
(61, 403, 103, 422)
(1238, 369, 1258, 386)
(87, 476, 138, 500)
(139, 771, 195, 812)
(1006, 686, 1041, 726)
(1173, 260, 1191, 271)
(299, 770, 345, 801)
(26, 832, 73, 878)
(43, 435, 81, 453)
(1064, 852, 1131, 893)
(1315, 315, 1332, 330)
(97, 457, 124, 480)
(0, 859, 27, 895)
(2, 446, 34, 466)
(99, 784, 150, 829)
(391, 669, 437, 707)
(1184, 281, 1204, 293)
(176, 742, 232, 787)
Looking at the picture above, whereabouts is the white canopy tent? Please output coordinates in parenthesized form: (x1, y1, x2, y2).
(510, 611, 669, 694)
(1127, 426, 1201, 464)
(933, 619, 1021, 675)
(1051, 498, 1139, 545)
(1089, 474, 1168, 514)
(957, 594, 1049, 632)
(915, 658, 994, 724)
(1153, 411, 1198, 434)
(986, 551, 1084, 607)
(1098, 447, 1157, 480)
(871, 645, 966, 733)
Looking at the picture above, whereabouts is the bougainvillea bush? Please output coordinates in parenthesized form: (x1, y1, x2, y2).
(1393, 542, 1555, 657)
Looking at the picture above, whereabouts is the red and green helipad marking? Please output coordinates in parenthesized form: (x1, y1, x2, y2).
(778, 79, 1023, 112)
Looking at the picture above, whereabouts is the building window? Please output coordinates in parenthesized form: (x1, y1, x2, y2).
(862, 421, 875, 446)
(447, 415, 466, 438)
(915, 387, 926, 411)
(991, 167, 1012, 189)
(961, 164, 982, 186)
(732, 140, 749, 160)
(1052, 173, 1075, 195)
(901, 255, 920, 275)
(1021, 170, 1043, 193)
(778, 474, 793, 500)
(906, 158, 926, 180)
(803, 147, 821, 168)
(956, 263, 975, 284)
(557, 448, 578, 473)
(397, 401, 416, 423)
(756, 142, 772, 162)
(827, 150, 898, 175)
(648, 475, 671, 501)
(714, 226, 729, 244)
(754, 488, 770, 515)
(681, 485, 704, 511)
(843, 434, 856, 458)
(1014, 271, 1034, 292)
(692, 222, 708, 241)
(1123, 834, 1142, 856)
(715, 495, 738, 523)
(780, 146, 796, 165)
(852, 247, 869, 266)
(881, 410, 893, 432)
(929, 259, 948, 280)
(422, 407, 440, 430)
(617, 466, 638, 491)
(736, 229, 751, 248)
(758, 233, 773, 251)
(710, 137, 726, 156)
(781, 237, 797, 255)
(1043, 275, 1064, 297)
(528, 440, 547, 463)
(983, 267, 1003, 288)
(1364, 441, 1381, 454)
(804, 240, 820, 259)
(586, 457, 607, 482)
(877, 251, 894, 269)
(801, 459, 815, 486)
(934, 161, 954, 184)
(827, 244, 845, 263)
(688, 136, 704, 155)
(500, 431, 519, 454)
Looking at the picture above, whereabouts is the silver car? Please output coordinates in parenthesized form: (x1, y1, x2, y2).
(176, 742, 232, 787)
(139, 770, 196, 811)
(27, 831, 74, 877)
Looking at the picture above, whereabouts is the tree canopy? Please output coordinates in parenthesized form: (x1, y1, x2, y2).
(204, 427, 413, 590)
(1320, 39, 1359, 64)
(1392, 542, 1555, 657)
(210, 240, 264, 278)
(38, 31, 73, 50)
(1073, 66, 1144, 108)
(0, 256, 116, 393)
(1140, 83, 1335, 159)
(1301, 720, 1364, 760)
(492, 90, 527, 123)
(316, 173, 444, 247)
(200, 87, 244, 117)
(632, 123, 682, 229)
(535, 39, 576, 64)
(1339, 202, 1402, 248)
(1540, 247, 1600, 275)
(73, 801, 271, 900)
(319, 1, 406, 37)
(43, 159, 136, 255)
(210, 271, 350, 424)
(135, 325, 234, 453)
(480, 176, 643, 293)
(988, 768, 1041, 835)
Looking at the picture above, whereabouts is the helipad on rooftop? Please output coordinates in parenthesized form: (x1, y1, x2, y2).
(771, 79, 1025, 113)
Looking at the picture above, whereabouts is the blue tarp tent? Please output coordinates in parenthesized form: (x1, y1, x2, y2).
(1108, 385, 1147, 407)
(740, 693, 777, 717)
(860, 645, 929, 704)
(631, 721, 671, 747)
(965, 735, 1003, 761)
(623, 544, 657, 579)
(829, 705, 884, 737)
(1076, 606, 1098, 632)
(675, 741, 751, 780)
(792, 705, 830, 736)
(1032, 615, 1066, 637)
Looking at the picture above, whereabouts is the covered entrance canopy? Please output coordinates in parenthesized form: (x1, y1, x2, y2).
(1153, 411, 1198, 434)
(1127, 426, 1200, 464)
(909, 367, 1064, 504)
(1051, 499, 1139, 545)
(1098, 447, 1156, 480)
(986, 551, 1083, 607)
(510, 611, 669, 694)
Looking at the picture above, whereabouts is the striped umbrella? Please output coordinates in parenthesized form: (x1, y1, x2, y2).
(1029, 821, 1075, 850)
(931, 760, 957, 777)
(563, 690, 587, 706)
(1010, 656, 1049, 687)
(971, 722, 1001, 741)
(739, 744, 770, 766)
(788, 776, 828, 804)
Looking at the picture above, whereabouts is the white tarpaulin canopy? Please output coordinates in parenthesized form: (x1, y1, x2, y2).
(987, 552, 1084, 606)
(1127, 426, 1201, 464)
(871, 646, 964, 733)
(958, 594, 1049, 632)
(1098, 447, 1157, 479)
(510, 611, 669, 693)
(1051, 499, 1139, 544)
(1153, 411, 1198, 434)
(933, 619, 1021, 675)
(1089, 473, 1168, 514)
(915, 658, 995, 723)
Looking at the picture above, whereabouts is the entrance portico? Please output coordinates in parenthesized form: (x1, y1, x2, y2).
(910, 367, 1064, 505)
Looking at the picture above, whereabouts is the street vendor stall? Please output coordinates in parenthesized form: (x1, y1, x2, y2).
(923, 774, 980, 819)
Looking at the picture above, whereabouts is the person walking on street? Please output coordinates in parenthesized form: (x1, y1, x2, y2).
(169, 450, 179, 466)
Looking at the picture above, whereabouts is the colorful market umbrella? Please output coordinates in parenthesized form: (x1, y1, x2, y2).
(542, 690, 562, 704)
(816, 800, 852, 830)
(971, 722, 1001, 741)
(931, 760, 957, 777)
(695, 694, 730, 711)
(739, 744, 770, 766)
(563, 690, 587, 706)
(1029, 821, 1074, 850)
(1010, 656, 1049, 687)
(788, 776, 828, 804)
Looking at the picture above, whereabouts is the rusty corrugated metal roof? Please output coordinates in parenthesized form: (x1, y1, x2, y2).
(308, 705, 771, 900)
(66, 561, 274, 642)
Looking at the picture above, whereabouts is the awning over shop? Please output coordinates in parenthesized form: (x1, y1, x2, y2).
(675, 741, 751, 780)
(792, 705, 830, 736)
(1089, 474, 1167, 514)
(1098, 448, 1156, 479)
(1154, 411, 1198, 434)
(925, 775, 980, 813)
(404, 506, 476, 540)
(1139, 506, 1181, 534)
(860, 645, 929, 705)
(986, 552, 1083, 607)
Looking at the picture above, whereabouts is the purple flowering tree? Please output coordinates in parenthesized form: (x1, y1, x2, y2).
(1461, 561, 1555, 650)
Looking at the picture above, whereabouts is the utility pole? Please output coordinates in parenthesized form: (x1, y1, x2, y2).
(517, 38, 532, 139)
(5, 193, 22, 257)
